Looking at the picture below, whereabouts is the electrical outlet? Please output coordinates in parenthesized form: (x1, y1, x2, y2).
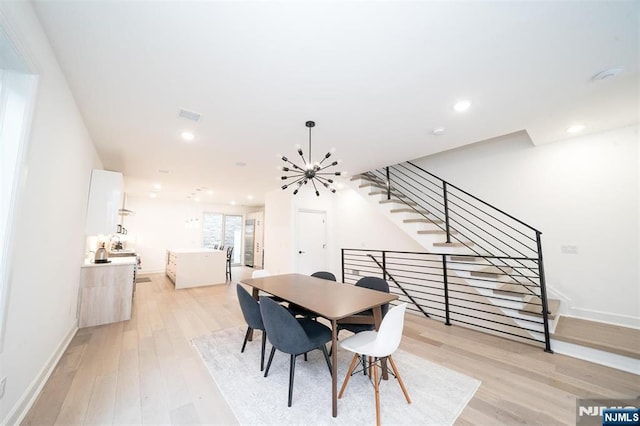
(0, 377, 6, 399)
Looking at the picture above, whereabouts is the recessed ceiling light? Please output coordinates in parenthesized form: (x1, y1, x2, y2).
(178, 108, 201, 122)
(153, 183, 162, 190)
(230, 200, 236, 205)
(194, 197, 201, 202)
(453, 100, 471, 112)
(432, 127, 446, 135)
(149, 192, 157, 198)
(247, 195, 254, 200)
(207, 190, 214, 195)
(181, 131, 195, 141)
(567, 124, 585, 134)
(235, 162, 247, 167)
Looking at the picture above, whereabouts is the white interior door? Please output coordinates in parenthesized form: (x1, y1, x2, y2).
(296, 210, 327, 275)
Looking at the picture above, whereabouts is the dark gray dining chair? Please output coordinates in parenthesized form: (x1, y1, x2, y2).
(311, 271, 336, 281)
(289, 271, 337, 319)
(338, 276, 390, 335)
(259, 296, 333, 407)
(236, 284, 268, 371)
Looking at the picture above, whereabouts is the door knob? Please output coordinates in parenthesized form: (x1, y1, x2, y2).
(299, 250, 305, 254)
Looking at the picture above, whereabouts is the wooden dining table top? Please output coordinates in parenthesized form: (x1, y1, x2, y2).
(240, 273, 397, 320)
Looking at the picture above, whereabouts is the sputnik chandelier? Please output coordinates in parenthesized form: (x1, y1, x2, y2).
(280, 121, 343, 196)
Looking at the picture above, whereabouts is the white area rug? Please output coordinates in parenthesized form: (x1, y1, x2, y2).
(192, 326, 480, 425)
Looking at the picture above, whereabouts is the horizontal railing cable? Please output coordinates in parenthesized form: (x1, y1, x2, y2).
(342, 248, 550, 350)
(406, 162, 542, 233)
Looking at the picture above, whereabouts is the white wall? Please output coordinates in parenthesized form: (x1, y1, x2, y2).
(412, 125, 639, 327)
(125, 196, 255, 273)
(263, 189, 295, 274)
(0, 2, 102, 423)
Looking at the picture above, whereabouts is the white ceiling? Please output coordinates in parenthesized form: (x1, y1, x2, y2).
(32, 1, 639, 206)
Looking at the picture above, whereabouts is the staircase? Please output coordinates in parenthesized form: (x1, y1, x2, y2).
(346, 162, 559, 352)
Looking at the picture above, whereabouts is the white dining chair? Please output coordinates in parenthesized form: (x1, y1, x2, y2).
(338, 303, 411, 426)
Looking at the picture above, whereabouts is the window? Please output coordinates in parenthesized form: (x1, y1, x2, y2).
(202, 212, 243, 264)
(0, 34, 38, 352)
(202, 213, 223, 248)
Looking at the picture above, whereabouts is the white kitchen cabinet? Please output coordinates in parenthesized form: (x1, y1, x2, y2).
(166, 249, 227, 289)
(85, 169, 123, 235)
(78, 258, 135, 327)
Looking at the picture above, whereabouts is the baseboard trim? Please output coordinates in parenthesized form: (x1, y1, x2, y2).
(2, 321, 78, 426)
(566, 309, 640, 330)
(551, 339, 640, 375)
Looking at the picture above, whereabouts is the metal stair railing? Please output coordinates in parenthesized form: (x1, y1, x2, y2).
(342, 248, 552, 350)
(355, 162, 553, 353)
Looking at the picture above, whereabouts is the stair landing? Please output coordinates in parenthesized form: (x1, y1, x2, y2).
(552, 316, 640, 359)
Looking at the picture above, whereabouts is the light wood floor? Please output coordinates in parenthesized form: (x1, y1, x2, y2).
(23, 269, 640, 425)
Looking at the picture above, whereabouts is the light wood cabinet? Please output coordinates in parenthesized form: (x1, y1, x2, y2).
(166, 249, 226, 289)
(85, 169, 123, 235)
(78, 262, 134, 327)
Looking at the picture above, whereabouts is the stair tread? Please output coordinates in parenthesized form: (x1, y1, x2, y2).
(471, 266, 514, 278)
(493, 283, 535, 298)
(379, 199, 417, 206)
(369, 191, 407, 198)
(403, 218, 434, 223)
(449, 256, 482, 263)
(359, 183, 387, 189)
(350, 174, 372, 181)
(518, 298, 560, 320)
(433, 241, 474, 247)
(390, 208, 431, 215)
(417, 229, 459, 235)
(552, 316, 640, 359)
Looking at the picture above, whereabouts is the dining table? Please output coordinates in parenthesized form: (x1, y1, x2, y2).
(240, 273, 398, 418)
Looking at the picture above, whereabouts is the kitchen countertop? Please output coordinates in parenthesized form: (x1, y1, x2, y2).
(82, 257, 138, 268)
(168, 248, 225, 254)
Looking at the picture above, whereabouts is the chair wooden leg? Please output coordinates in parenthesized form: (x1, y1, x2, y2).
(388, 355, 411, 404)
(264, 346, 276, 378)
(338, 353, 360, 398)
(241, 327, 251, 353)
(288, 354, 296, 407)
(373, 356, 381, 426)
(260, 331, 267, 371)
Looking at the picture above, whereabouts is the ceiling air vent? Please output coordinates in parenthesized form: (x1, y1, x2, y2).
(178, 109, 201, 122)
